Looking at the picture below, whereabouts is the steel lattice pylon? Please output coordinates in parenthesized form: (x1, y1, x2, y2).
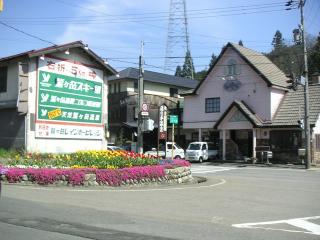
(164, 0, 192, 77)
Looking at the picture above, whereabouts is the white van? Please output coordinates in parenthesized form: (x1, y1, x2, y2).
(185, 142, 218, 163)
(145, 142, 185, 159)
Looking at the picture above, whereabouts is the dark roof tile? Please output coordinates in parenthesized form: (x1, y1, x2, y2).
(109, 67, 198, 89)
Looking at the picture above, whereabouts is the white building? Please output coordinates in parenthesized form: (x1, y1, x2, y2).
(0, 41, 117, 153)
(183, 42, 320, 164)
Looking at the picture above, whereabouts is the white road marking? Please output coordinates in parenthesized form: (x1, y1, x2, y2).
(233, 216, 320, 236)
(191, 166, 237, 174)
(5, 179, 226, 192)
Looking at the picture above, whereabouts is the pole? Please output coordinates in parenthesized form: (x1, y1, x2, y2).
(172, 123, 174, 160)
(157, 106, 160, 159)
(300, 0, 311, 169)
(137, 41, 144, 154)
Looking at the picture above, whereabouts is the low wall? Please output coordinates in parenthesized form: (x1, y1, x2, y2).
(0, 166, 193, 187)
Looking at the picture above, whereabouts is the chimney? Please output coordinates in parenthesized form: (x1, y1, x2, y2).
(311, 73, 320, 84)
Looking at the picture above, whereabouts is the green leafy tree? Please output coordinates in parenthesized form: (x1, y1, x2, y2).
(308, 33, 320, 74)
(267, 31, 317, 78)
(194, 69, 207, 81)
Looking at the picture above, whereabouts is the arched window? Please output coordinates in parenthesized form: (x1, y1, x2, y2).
(225, 59, 240, 76)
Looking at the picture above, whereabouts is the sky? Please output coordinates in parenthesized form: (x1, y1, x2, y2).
(0, 0, 319, 74)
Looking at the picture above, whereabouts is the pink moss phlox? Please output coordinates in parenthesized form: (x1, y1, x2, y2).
(172, 159, 191, 167)
(3, 167, 97, 185)
(25, 168, 61, 185)
(5, 168, 25, 183)
(161, 159, 191, 169)
(67, 169, 86, 186)
(96, 165, 166, 186)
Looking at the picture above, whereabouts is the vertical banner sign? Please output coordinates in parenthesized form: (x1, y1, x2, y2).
(158, 105, 168, 140)
(35, 56, 104, 139)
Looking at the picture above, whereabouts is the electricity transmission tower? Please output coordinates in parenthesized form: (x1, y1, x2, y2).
(164, 0, 193, 78)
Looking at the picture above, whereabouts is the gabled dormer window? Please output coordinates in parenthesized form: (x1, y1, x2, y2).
(225, 59, 240, 76)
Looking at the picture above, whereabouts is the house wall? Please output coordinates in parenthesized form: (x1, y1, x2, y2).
(312, 115, 320, 164)
(0, 60, 19, 105)
(183, 47, 273, 130)
(25, 50, 109, 153)
(218, 107, 253, 130)
(0, 58, 27, 149)
(0, 108, 25, 149)
(270, 88, 285, 119)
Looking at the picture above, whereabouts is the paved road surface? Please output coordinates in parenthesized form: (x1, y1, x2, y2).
(0, 164, 319, 240)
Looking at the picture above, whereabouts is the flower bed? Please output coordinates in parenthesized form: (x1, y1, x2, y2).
(0, 159, 192, 187)
(7, 150, 158, 169)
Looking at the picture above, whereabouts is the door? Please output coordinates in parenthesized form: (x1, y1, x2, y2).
(166, 143, 173, 158)
(202, 143, 208, 160)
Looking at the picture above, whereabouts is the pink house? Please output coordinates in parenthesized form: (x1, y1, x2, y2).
(182, 43, 320, 164)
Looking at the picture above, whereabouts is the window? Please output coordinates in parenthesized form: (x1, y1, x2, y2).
(316, 134, 320, 152)
(118, 82, 121, 93)
(201, 144, 207, 150)
(225, 59, 240, 76)
(113, 83, 116, 93)
(0, 66, 8, 93)
(108, 84, 111, 94)
(191, 132, 198, 141)
(170, 88, 178, 97)
(205, 98, 220, 113)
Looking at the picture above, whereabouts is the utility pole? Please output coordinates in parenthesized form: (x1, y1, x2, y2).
(300, 0, 311, 169)
(137, 41, 144, 154)
(287, 0, 311, 169)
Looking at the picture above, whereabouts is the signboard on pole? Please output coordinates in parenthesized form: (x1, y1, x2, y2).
(141, 103, 149, 116)
(158, 105, 167, 140)
(169, 115, 178, 125)
(35, 56, 104, 139)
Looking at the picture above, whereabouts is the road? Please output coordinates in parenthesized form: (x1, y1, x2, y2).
(0, 163, 319, 240)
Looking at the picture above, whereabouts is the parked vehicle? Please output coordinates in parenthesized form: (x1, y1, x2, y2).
(107, 146, 124, 151)
(144, 142, 185, 159)
(185, 142, 218, 163)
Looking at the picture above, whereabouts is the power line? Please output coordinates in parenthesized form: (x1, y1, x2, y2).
(2, 5, 290, 25)
(0, 21, 56, 46)
(2, 2, 287, 21)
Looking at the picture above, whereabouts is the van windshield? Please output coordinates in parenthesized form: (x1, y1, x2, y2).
(188, 143, 201, 150)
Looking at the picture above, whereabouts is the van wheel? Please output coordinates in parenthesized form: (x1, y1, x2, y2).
(174, 155, 181, 159)
(199, 157, 203, 163)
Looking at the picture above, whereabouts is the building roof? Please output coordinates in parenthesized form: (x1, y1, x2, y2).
(231, 43, 289, 88)
(214, 100, 264, 129)
(183, 42, 290, 96)
(108, 67, 199, 89)
(0, 41, 117, 75)
(214, 84, 320, 129)
(272, 84, 320, 127)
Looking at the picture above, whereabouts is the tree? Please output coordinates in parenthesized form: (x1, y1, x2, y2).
(272, 30, 285, 50)
(308, 33, 320, 75)
(180, 50, 195, 79)
(194, 69, 207, 81)
(175, 65, 182, 77)
(209, 53, 218, 69)
(238, 40, 244, 46)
